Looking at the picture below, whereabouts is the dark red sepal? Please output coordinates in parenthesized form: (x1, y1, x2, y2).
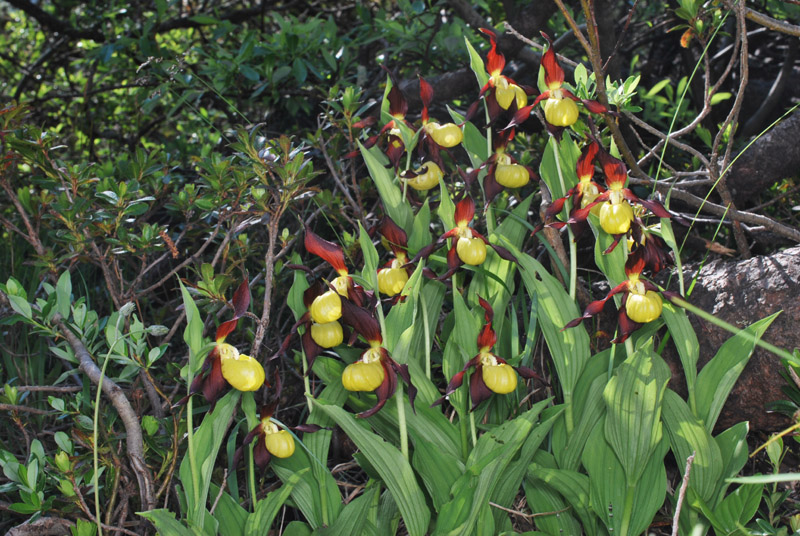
(454, 196, 476, 226)
(479, 28, 505, 76)
(340, 299, 382, 344)
(540, 32, 565, 88)
(602, 234, 625, 255)
(378, 216, 409, 256)
(202, 355, 227, 411)
(477, 323, 497, 350)
(612, 298, 641, 343)
(215, 318, 238, 343)
(231, 279, 250, 318)
(304, 226, 348, 274)
(469, 369, 493, 410)
(577, 142, 599, 180)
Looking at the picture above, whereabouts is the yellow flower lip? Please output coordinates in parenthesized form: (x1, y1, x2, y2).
(341, 359, 385, 392)
(264, 429, 295, 458)
(309, 290, 342, 324)
(310, 320, 344, 348)
(482, 362, 518, 394)
(456, 236, 487, 266)
(220, 353, 265, 392)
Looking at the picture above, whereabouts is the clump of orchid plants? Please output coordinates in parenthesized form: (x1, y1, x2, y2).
(184, 279, 265, 409)
(434, 297, 541, 410)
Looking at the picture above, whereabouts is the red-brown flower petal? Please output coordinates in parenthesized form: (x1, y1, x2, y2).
(577, 141, 599, 181)
(540, 32, 565, 88)
(419, 76, 434, 122)
(202, 355, 227, 410)
(231, 279, 250, 319)
(340, 299, 382, 345)
(378, 216, 409, 256)
(477, 323, 497, 350)
(478, 297, 494, 323)
(215, 318, 238, 343)
(305, 227, 348, 275)
(469, 368, 493, 410)
(454, 196, 476, 226)
(479, 28, 505, 76)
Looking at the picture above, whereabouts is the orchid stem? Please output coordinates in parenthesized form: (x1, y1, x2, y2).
(552, 137, 577, 300)
(301, 349, 313, 413)
(421, 289, 431, 380)
(93, 314, 125, 536)
(248, 445, 257, 511)
(484, 102, 496, 236)
(469, 409, 477, 447)
(395, 383, 409, 461)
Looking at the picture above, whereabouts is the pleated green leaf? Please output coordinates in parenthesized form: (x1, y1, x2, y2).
(662, 303, 699, 403)
(318, 486, 377, 536)
(358, 142, 412, 231)
(507, 241, 590, 401)
(313, 401, 430, 536)
(662, 389, 722, 503)
(527, 464, 598, 536)
(603, 348, 668, 486)
(696, 312, 779, 431)
(244, 470, 307, 535)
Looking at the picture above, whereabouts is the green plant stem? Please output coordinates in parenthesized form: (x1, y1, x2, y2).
(459, 403, 469, 460)
(302, 348, 313, 413)
(421, 289, 431, 380)
(619, 483, 636, 536)
(551, 137, 577, 300)
(469, 409, 477, 447)
(671, 296, 798, 364)
(248, 445, 257, 511)
(564, 392, 575, 435)
(93, 357, 112, 536)
(624, 338, 635, 361)
(93, 315, 126, 536)
(484, 103, 496, 236)
(395, 383, 409, 461)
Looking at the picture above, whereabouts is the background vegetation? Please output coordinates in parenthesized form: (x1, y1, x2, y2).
(1, 0, 800, 534)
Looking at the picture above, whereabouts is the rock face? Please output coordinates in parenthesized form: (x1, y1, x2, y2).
(663, 246, 800, 433)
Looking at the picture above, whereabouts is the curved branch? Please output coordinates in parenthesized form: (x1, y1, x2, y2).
(52, 315, 155, 513)
(745, 8, 800, 37)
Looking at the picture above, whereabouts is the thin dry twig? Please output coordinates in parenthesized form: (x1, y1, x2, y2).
(672, 452, 696, 536)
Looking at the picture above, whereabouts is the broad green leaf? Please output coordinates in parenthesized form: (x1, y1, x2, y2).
(554, 373, 607, 471)
(408, 199, 432, 254)
(491, 406, 561, 528)
(523, 478, 581, 535)
(55, 271, 72, 320)
(209, 486, 247, 536)
(438, 176, 455, 230)
(7, 295, 32, 320)
(287, 268, 310, 321)
(582, 418, 668, 536)
(662, 389, 722, 503)
(179, 279, 205, 373)
(282, 521, 312, 536)
(463, 36, 489, 90)
(244, 470, 307, 535)
(179, 391, 239, 526)
(539, 137, 580, 201)
(469, 195, 533, 329)
(272, 446, 340, 529)
(359, 222, 380, 291)
(437, 403, 549, 536)
(591, 216, 627, 287)
(313, 402, 430, 536)
(448, 108, 488, 169)
(604, 348, 668, 486)
(662, 303, 699, 403)
(137, 509, 195, 536)
(412, 438, 464, 511)
(509, 243, 590, 402)
(358, 142, 412, 231)
(696, 312, 779, 431)
(319, 486, 378, 536)
(702, 484, 762, 536)
(527, 464, 598, 536)
(714, 422, 749, 502)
